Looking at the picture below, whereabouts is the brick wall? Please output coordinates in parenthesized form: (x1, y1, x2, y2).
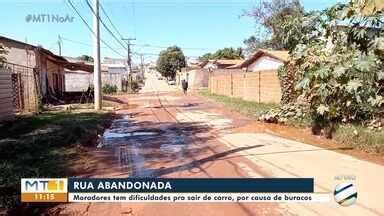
(208, 69, 282, 104)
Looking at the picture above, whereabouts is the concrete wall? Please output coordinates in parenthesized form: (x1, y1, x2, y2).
(65, 71, 91, 92)
(65, 71, 123, 92)
(247, 56, 284, 72)
(209, 69, 282, 104)
(0, 68, 14, 121)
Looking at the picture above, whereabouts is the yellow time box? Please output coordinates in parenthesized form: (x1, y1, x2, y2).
(21, 178, 68, 202)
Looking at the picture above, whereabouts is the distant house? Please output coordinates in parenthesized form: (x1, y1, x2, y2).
(200, 59, 244, 70)
(177, 62, 209, 90)
(64, 57, 126, 92)
(229, 49, 289, 71)
(103, 57, 127, 65)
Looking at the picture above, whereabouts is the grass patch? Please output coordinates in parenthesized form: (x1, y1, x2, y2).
(335, 124, 384, 154)
(199, 90, 278, 118)
(0, 111, 113, 212)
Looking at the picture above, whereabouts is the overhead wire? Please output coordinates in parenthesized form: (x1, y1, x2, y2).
(65, 0, 126, 58)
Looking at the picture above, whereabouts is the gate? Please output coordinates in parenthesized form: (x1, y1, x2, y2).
(4, 62, 39, 113)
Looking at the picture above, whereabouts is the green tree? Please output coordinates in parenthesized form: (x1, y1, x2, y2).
(243, 36, 267, 55)
(199, 47, 244, 61)
(244, 0, 305, 52)
(198, 53, 214, 61)
(77, 55, 94, 62)
(156, 46, 186, 79)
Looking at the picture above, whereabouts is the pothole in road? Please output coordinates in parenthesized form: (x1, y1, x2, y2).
(100, 128, 165, 147)
(160, 144, 185, 153)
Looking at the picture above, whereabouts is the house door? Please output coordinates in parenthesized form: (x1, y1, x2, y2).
(53, 73, 59, 94)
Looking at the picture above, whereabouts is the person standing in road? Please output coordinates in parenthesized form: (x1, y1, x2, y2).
(181, 79, 188, 95)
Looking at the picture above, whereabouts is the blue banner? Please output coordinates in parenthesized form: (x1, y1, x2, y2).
(68, 178, 313, 193)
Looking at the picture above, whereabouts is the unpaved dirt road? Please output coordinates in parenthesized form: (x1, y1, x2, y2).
(57, 72, 384, 216)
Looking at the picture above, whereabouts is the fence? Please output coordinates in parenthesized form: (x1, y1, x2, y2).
(0, 68, 14, 121)
(209, 69, 282, 104)
(3, 62, 39, 113)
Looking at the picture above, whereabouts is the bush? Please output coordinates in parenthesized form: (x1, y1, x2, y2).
(274, 2, 384, 138)
(102, 84, 118, 94)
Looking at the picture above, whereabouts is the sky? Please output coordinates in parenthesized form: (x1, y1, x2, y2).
(0, 0, 342, 63)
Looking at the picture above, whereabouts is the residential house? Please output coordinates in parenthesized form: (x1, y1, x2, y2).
(229, 49, 289, 71)
(64, 57, 126, 92)
(177, 62, 209, 90)
(0, 36, 93, 111)
(0, 36, 70, 99)
(200, 59, 244, 70)
(103, 57, 127, 65)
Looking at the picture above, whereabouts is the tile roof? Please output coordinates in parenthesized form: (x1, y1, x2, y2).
(229, 49, 289, 69)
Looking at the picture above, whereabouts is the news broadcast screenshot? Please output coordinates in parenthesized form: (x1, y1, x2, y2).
(0, 0, 383, 215)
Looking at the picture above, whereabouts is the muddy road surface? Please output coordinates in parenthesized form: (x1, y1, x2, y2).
(56, 72, 384, 216)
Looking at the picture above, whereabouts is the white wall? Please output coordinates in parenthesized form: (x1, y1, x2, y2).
(65, 71, 123, 92)
(247, 56, 284, 72)
(65, 71, 91, 92)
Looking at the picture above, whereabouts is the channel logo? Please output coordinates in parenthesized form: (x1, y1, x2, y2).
(21, 178, 68, 202)
(334, 183, 357, 207)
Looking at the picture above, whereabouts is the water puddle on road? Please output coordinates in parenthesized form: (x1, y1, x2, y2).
(160, 144, 184, 153)
(99, 115, 164, 147)
(104, 131, 159, 139)
(98, 114, 197, 176)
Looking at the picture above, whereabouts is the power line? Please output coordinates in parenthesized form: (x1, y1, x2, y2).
(134, 43, 219, 51)
(85, 0, 127, 50)
(60, 36, 124, 50)
(133, 51, 198, 58)
(60, 36, 216, 54)
(65, 0, 126, 58)
(99, 3, 124, 39)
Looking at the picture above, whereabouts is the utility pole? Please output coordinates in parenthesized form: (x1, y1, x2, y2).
(92, 0, 102, 110)
(122, 38, 136, 91)
(57, 35, 62, 56)
(140, 54, 145, 80)
(122, 38, 136, 74)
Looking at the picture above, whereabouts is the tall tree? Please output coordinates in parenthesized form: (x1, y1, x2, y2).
(244, 0, 304, 52)
(156, 46, 186, 79)
(199, 47, 244, 61)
